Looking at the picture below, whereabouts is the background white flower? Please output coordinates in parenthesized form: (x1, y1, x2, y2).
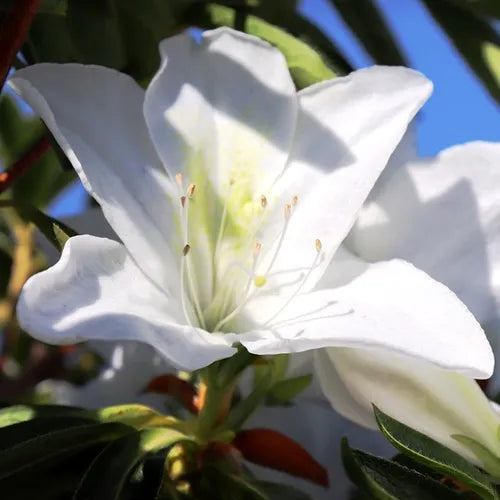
(295, 137, 500, 466)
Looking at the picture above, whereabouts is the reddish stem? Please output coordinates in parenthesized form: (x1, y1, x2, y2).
(0, 135, 50, 194)
(0, 0, 41, 88)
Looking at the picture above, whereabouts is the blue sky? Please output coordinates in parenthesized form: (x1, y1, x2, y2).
(50, 0, 499, 217)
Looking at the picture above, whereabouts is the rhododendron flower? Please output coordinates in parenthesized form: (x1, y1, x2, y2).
(11, 29, 493, 386)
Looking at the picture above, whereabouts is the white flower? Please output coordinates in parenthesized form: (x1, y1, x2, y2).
(11, 28, 493, 383)
(309, 138, 500, 465)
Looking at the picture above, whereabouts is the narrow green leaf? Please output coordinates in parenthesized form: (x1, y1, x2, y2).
(421, 0, 500, 103)
(0, 404, 88, 428)
(0, 422, 133, 480)
(94, 403, 184, 431)
(74, 427, 188, 500)
(0, 200, 76, 250)
(328, 0, 407, 65)
(66, 0, 126, 68)
(341, 438, 464, 500)
(254, 480, 312, 499)
(445, 0, 500, 18)
(0, 416, 97, 450)
(0, 445, 103, 500)
(374, 406, 498, 499)
(223, 366, 274, 431)
(267, 374, 313, 405)
(187, 3, 336, 88)
(453, 434, 500, 479)
(204, 465, 268, 500)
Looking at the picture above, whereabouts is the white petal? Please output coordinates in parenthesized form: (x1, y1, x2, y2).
(347, 141, 500, 330)
(9, 65, 178, 292)
(315, 347, 500, 464)
(17, 235, 236, 370)
(237, 258, 493, 378)
(270, 66, 432, 291)
(144, 28, 297, 194)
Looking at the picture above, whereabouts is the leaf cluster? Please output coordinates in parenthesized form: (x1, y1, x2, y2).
(343, 406, 500, 499)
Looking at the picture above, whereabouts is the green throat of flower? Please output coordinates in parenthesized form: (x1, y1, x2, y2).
(174, 173, 323, 333)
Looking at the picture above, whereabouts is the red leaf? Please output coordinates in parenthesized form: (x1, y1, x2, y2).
(143, 374, 198, 413)
(233, 428, 329, 487)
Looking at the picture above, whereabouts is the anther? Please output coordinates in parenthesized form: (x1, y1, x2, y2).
(291, 195, 298, 207)
(175, 173, 183, 186)
(284, 204, 292, 220)
(180, 196, 186, 208)
(186, 183, 196, 198)
(183, 244, 191, 256)
(315, 238, 322, 253)
(260, 195, 267, 208)
(253, 242, 262, 258)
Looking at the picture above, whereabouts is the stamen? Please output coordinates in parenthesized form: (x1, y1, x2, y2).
(284, 203, 292, 220)
(186, 183, 196, 198)
(213, 181, 234, 287)
(260, 195, 267, 208)
(260, 239, 323, 327)
(253, 241, 262, 259)
(179, 189, 206, 329)
(262, 203, 293, 276)
(175, 173, 183, 187)
(180, 244, 194, 327)
(291, 195, 298, 207)
(212, 241, 264, 332)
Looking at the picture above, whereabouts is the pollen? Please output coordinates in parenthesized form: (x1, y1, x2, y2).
(253, 275, 267, 288)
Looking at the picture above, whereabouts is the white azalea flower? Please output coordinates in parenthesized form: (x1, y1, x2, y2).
(310, 138, 500, 465)
(10, 28, 493, 386)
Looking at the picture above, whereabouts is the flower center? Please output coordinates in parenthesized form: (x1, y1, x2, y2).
(174, 174, 323, 333)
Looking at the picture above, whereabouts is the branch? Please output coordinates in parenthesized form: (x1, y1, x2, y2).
(0, 0, 41, 89)
(0, 135, 50, 194)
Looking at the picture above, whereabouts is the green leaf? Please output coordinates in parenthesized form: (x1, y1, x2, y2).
(453, 434, 500, 479)
(0, 404, 88, 428)
(27, 12, 80, 64)
(187, 3, 336, 88)
(341, 438, 464, 499)
(223, 365, 274, 431)
(266, 374, 313, 405)
(0, 416, 97, 450)
(66, 0, 126, 68)
(374, 406, 498, 499)
(74, 427, 189, 500)
(0, 445, 103, 500)
(328, 0, 407, 65)
(254, 480, 312, 499)
(0, 422, 133, 480)
(445, 0, 500, 18)
(113, 0, 181, 85)
(203, 465, 268, 500)
(94, 403, 184, 431)
(421, 0, 500, 103)
(0, 201, 77, 251)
